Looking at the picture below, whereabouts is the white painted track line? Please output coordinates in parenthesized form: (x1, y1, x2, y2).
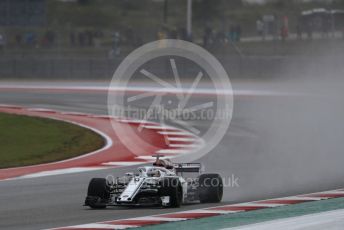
(167, 137, 197, 142)
(178, 209, 239, 214)
(135, 156, 171, 160)
(17, 167, 107, 179)
(168, 144, 200, 148)
(101, 161, 147, 166)
(156, 149, 192, 154)
(27, 108, 57, 113)
(142, 125, 179, 130)
(158, 131, 194, 136)
(236, 202, 285, 208)
(131, 216, 188, 222)
(64, 223, 138, 229)
(118, 119, 156, 125)
(279, 196, 324, 201)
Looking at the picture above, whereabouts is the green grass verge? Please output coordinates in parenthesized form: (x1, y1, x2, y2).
(0, 112, 105, 169)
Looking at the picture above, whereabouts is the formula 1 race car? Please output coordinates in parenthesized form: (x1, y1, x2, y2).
(84, 156, 223, 208)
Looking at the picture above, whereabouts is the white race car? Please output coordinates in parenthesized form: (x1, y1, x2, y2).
(84, 156, 223, 208)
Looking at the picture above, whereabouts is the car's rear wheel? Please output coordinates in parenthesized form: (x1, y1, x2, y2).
(198, 174, 223, 203)
(86, 178, 110, 209)
(159, 178, 182, 208)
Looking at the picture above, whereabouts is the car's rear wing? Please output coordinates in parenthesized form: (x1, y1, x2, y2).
(173, 163, 203, 174)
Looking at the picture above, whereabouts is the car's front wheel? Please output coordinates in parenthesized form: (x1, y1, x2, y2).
(159, 178, 183, 208)
(85, 178, 110, 209)
(198, 174, 223, 203)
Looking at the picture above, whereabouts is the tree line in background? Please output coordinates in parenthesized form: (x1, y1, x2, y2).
(0, 0, 343, 53)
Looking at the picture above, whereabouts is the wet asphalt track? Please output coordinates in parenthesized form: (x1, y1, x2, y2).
(1, 80, 344, 230)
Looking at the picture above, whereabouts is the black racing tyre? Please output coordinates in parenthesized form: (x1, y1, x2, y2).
(159, 178, 183, 208)
(86, 178, 110, 209)
(198, 174, 223, 203)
